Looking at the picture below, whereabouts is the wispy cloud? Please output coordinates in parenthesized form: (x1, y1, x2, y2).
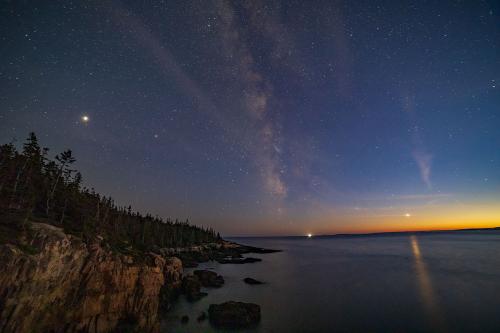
(402, 95, 433, 189)
(412, 150, 433, 189)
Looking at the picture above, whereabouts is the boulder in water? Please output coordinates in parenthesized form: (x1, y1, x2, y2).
(243, 277, 264, 285)
(217, 257, 262, 264)
(193, 270, 224, 287)
(208, 301, 261, 328)
(182, 275, 207, 301)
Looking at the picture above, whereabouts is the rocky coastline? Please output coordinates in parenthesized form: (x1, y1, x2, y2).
(0, 222, 279, 332)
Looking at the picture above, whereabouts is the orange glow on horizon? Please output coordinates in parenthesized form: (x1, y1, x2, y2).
(303, 202, 500, 236)
(333, 221, 500, 235)
(216, 200, 500, 236)
(314, 220, 500, 235)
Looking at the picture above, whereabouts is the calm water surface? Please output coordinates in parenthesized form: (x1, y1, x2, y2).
(162, 232, 500, 332)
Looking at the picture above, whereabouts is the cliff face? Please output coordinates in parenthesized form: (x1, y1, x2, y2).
(0, 223, 183, 333)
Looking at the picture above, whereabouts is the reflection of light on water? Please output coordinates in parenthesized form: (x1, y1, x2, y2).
(410, 236, 447, 331)
(411, 236, 433, 307)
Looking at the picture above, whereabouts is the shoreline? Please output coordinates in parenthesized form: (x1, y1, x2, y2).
(164, 241, 281, 329)
(0, 221, 279, 332)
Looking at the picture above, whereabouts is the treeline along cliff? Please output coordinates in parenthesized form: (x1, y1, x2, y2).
(0, 133, 221, 332)
(0, 132, 220, 251)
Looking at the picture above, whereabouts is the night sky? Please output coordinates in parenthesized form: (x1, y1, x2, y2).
(1, 1, 499, 235)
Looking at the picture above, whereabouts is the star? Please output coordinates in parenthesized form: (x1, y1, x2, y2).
(2, 0, 498, 239)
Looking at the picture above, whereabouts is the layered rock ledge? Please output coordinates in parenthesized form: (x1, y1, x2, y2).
(0, 222, 182, 333)
(159, 241, 281, 267)
(0, 223, 279, 332)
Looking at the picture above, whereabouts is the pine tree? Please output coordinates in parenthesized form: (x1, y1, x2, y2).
(46, 149, 76, 216)
(0, 132, 219, 253)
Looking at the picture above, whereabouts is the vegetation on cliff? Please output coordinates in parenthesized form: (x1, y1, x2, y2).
(0, 132, 220, 253)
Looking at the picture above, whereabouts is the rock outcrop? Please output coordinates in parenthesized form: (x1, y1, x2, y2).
(217, 257, 262, 264)
(181, 275, 207, 301)
(208, 301, 261, 328)
(193, 270, 224, 288)
(159, 241, 280, 267)
(0, 223, 183, 333)
(243, 277, 264, 285)
(159, 257, 183, 311)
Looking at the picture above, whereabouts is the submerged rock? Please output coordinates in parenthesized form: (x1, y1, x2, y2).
(208, 301, 261, 328)
(248, 247, 281, 254)
(243, 277, 264, 285)
(193, 269, 224, 287)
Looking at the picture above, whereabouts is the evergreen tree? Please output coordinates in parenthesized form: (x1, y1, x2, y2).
(0, 133, 219, 253)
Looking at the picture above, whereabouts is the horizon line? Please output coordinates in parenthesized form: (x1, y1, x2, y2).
(226, 226, 500, 238)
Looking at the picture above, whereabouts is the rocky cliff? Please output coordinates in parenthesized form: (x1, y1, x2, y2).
(0, 223, 183, 333)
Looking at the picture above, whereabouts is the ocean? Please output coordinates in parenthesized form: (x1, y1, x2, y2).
(162, 231, 500, 332)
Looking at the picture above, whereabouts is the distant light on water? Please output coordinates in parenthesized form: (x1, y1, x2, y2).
(81, 115, 89, 123)
(307, 233, 313, 238)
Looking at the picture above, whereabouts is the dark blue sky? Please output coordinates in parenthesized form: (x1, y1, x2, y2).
(1, 1, 499, 235)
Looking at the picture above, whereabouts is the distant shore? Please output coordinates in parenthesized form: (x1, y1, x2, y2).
(229, 226, 500, 239)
